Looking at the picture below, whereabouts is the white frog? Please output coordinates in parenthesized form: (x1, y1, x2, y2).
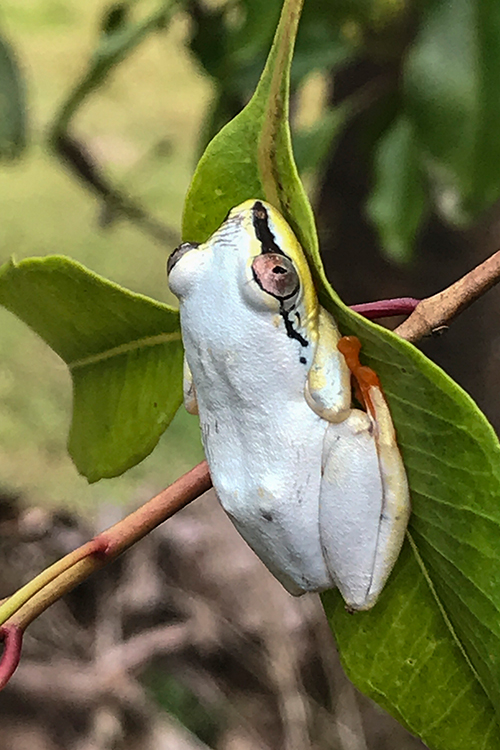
(168, 199, 410, 610)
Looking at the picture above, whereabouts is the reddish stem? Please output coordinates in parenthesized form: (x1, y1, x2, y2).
(0, 461, 212, 692)
(0, 625, 23, 690)
(351, 297, 420, 319)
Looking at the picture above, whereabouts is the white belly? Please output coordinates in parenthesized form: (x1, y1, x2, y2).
(185, 333, 334, 594)
(202, 398, 333, 594)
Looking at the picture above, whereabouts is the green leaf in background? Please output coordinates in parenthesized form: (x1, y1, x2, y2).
(404, 0, 500, 222)
(0, 32, 26, 159)
(293, 106, 349, 176)
(0, 256, 182, 482)
(367, 115, 427, 263)
(50, 1, 176, 141)
(182, 0, 500, 745)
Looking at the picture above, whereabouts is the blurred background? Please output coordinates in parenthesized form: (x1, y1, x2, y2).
(1, 0, 499, 748)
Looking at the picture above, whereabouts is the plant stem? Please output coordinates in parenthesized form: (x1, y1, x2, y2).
(352, 297, 420, 319)
(0, 461, 211, 687)
(394, 250, 500, 341)
(0, 625, 22, 691)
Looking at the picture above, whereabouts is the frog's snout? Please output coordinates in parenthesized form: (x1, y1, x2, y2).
(167, 241, 199, 276)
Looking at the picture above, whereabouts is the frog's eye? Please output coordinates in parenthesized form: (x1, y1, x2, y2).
(252, 253, 299, 300)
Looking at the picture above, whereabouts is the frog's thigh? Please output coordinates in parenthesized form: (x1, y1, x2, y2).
(320, 410, 385, 610)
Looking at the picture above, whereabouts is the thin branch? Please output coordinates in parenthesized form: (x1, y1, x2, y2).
(49, 0, 179, 246)
(0, 461, 211, 687)
(394, 249, 500, 342)
(351, 297, 419, 320)
(54, 135, 178, 245)
(11, 623, 192, 701)
(0, 625, 23, 690)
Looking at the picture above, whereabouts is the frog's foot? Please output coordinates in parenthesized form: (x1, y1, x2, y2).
(319, 336, 410, 610)
(337, 336, 380, 418)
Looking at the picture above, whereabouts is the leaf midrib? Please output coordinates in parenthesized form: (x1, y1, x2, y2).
(68, 331, 181, 370)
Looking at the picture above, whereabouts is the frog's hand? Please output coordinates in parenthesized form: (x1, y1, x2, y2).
(305, 307, 352, 422)
(183, 356, 198, 415)
(320, 338, 410, 611)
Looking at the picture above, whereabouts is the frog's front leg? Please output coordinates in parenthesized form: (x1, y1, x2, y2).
(305, 308, 352, 422)
(183, 356, 198, 415)
(319, 336, 410, 611)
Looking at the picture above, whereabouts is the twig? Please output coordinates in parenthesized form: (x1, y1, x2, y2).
(351, 297, 419, 319)
(0, 461, 211, 687)
(394, 250, 500, 342)
(55, 135, 178, 246)
(0, 625, 23, 690)
(49, 1, 179, 246)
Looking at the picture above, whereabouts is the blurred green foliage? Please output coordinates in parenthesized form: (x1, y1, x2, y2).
(2, 2, 500, 746)
(0, 32, 25, 159)
(146, 668, 221, 746)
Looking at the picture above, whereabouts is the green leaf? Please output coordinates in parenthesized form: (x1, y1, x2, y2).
(0, 256, 182, 482)
(322, 304, 500, 749)
(404, 0, 500, 222)
(183, 0, 320, 268)
(367, 115, 427, 263)
(0, 32, 26, 159)
(182, 0, 500, 744)
(322, 541, 500, 750)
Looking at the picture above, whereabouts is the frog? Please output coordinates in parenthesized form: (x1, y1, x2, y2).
(167, 199, 410, 610)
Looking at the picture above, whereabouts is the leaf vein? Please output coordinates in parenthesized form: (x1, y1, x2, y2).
(68, 331, 182, 370)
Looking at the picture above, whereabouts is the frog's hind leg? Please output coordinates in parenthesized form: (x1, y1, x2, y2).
(319, 411, 383, 610)
(319, 406, 409, 611)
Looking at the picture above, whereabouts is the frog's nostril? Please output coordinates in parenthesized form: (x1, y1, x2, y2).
(167, 242, 199, 275)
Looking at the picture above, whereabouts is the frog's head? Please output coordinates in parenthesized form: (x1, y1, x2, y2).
(167, 200, 318, 334)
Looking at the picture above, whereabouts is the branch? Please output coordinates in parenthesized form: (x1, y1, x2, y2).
(0, 461, 211, 687)
(0, 625, 22, 690)
(351, 297, 419, 320)
(394, 249, 500, 342)
(54, 134, 178, 245)
(48, 1, 179, 246)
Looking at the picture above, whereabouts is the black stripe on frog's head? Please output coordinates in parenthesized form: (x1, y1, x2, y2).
(251, 202, 299, 301)
(250, 201, 309, 352)
(252, 201, 286, 256)
(167, 241, 200, 276)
